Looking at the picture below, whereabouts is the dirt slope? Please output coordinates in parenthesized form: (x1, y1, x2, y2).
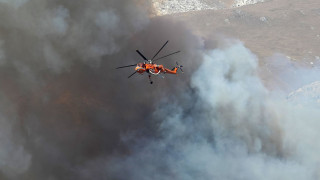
(168, 0, 320, 63)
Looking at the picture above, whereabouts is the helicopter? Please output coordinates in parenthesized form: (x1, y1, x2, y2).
(116, 40, 183, 84)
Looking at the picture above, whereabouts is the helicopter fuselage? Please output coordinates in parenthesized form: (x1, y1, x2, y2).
(135, 62, 178, 75)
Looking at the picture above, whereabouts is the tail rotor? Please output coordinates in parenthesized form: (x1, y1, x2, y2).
(176, 62, 184, 73)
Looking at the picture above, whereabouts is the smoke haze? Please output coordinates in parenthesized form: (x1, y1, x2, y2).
(0, 0, 203, 179)
(95, 42, 320, 180)
(0, 0, 319, 180)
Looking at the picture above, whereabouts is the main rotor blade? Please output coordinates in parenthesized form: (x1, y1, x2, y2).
(153, 51, 181, 62)
(128, 71, 137, 78)
(136, 50, 148, 61)
(116, 64, 137, 69)
(151, 40, 169, 60)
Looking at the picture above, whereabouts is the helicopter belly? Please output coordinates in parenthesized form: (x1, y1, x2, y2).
(149, 68, 161, 75)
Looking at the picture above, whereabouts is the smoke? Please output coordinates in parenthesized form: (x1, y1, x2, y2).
(0, 0, 203, 179)
(85, 42, 319, 180)
(0, 0, 319, 180)
(260, 53, 320, 93)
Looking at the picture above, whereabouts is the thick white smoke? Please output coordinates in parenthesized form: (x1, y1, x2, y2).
(97, 42, 320, 180)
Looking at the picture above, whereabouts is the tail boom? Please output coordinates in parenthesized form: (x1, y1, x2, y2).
(164, 67, 178, 74)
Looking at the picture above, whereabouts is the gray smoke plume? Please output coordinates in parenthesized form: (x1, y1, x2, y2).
(82, 41, 319, 180)
(0, 0, 203, 179)
(1, 0, 320, 180)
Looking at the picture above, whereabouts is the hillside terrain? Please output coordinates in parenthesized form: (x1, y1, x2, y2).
(153, 0, 320, 91)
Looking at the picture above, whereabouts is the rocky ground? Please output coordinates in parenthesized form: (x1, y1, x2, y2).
(152, 0, 267, 15)
(153, 0, 320, 91)
(162, 0, 320, 61)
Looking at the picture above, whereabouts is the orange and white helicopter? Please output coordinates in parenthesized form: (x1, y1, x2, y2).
(116, 41, 183, 84)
